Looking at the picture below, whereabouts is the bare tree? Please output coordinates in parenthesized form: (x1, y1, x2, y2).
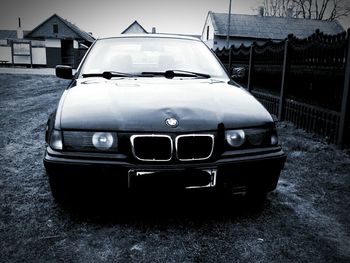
(262, 0, 350, 21)
(263, 0, 295, 17)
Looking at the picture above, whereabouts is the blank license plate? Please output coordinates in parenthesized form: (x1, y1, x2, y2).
(127, 169, 217, 189)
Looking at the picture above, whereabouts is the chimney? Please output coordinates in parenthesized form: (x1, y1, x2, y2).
(286, 8, 293, 18)
(17, 17, 23, 39)
(152, 27, 156, 34)
(257, 6, 264, 17)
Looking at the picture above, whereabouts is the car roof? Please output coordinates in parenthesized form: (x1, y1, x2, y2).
(97, 34, 202, 42)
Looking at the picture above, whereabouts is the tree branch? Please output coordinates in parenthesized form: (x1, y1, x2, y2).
(319, 0, 330, 20)
(262, 0, 350, 21)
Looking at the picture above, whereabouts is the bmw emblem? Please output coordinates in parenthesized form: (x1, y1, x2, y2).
(165, 118, 178, 127)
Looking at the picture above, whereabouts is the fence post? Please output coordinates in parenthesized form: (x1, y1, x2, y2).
(247, 43, 255, 92)
(228, 45, 232, 75)
(29, 41, 33, 68)
(278, 37, 291, 120)
(337, 29, 350, 148)
(223, 47, 229, 71)
(11, 41, 14, 66)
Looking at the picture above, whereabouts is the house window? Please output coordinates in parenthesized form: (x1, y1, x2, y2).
(206, 26, 209, 40)
(53, 24, 58, 34)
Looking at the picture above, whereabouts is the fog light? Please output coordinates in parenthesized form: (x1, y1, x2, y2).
(50, 129, 63, 150)
(92, 132, 114, 150)
(226, 129, 245, 147)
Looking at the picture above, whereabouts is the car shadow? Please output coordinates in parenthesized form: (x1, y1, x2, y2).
(56, 191, 270, 225)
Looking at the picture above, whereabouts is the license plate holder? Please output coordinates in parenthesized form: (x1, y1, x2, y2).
(128, 169, 217, 190)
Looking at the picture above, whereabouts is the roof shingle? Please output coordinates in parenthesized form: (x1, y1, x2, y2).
(211, 12, 344, 40)
(0, 30, 30, 40)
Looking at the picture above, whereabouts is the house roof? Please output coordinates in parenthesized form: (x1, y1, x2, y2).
(26, 14, 95, 42)
(121, 20, 148, 34)
(0, 30, 30, 39)
(156, 33, 201, 39)
(209, 12, 344, 40)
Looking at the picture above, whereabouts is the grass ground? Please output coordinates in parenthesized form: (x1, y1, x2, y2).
(0, 74, 349, 262)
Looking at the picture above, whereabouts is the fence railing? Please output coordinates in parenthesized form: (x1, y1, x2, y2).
(252, 89, 340, 142)
(215, 29, 350, 148)
(251, 90, 280, 116)
(284, 98, 340, 143)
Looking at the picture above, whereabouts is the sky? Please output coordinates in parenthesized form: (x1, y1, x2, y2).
(0, 0, 349, 38)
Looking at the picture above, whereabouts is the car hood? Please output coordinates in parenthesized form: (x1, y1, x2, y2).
(60, 78, 273, 132)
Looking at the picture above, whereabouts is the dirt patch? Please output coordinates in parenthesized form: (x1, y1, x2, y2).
(0, 74, 349, 262)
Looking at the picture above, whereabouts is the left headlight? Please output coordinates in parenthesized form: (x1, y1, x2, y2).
(62, 131, 118, 152)
(225, 127, 278, 148)
(226, 129, 246, 147)
(245, 128, 270, 146)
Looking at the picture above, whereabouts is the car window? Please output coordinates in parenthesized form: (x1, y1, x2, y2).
(79, 37, 228, 79)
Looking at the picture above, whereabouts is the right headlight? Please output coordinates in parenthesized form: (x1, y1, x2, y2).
(92, 132, 114, 150)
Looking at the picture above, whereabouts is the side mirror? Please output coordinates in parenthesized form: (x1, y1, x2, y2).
(56, 65, 73, 79)
(231, 67, 246, 80)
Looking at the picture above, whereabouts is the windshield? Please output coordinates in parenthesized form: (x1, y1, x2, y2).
(79, 37, 228, 79)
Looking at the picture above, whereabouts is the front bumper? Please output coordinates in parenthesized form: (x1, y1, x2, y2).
(44, 146, 286, 194)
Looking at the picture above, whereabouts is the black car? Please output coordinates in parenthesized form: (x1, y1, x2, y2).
(44, 34, 286, 202)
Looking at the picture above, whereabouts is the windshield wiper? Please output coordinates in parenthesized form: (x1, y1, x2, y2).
(82, 71, 135, 79)
(141, 70, 211, 79)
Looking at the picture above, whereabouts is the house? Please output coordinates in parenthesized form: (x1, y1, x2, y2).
(26, 14, 95, 68)
(0, 14, 95, 68)
(0, 29, 29, 64)
(120, 21, 200, 38)
(121, 20, 148, 34)
(201, 11, 345, 50)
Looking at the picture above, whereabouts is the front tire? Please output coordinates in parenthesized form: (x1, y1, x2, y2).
(47, 172, 68, 203)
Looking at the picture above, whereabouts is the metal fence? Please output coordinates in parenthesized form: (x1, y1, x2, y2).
(215, 29, 350, 148)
